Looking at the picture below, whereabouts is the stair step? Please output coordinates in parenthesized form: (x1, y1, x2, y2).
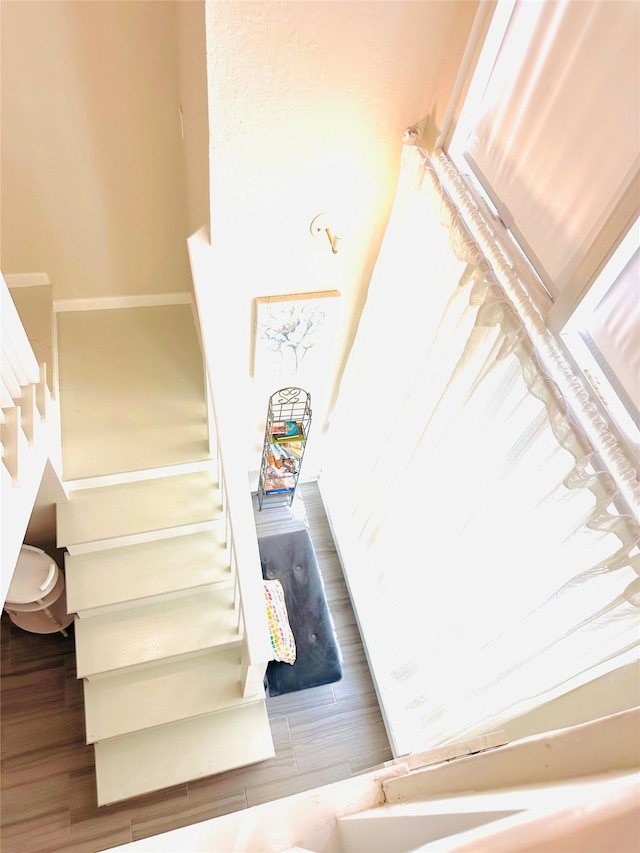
(83, 646, 261, 742)
(65, 530, 230, 616)
(94, 700, 275, 805)
(57, 469, 222, 552)
(74, 587, 239, 678)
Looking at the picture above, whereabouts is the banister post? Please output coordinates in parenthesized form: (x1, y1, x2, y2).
(36, 363, 50, 422)
(20, 383, 37, 445)
(2, 406, 20, 484)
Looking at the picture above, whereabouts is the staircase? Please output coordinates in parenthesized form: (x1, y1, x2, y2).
(54, 303, 275, 806)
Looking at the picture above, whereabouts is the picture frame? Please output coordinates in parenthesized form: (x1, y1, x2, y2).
(252, 290, 341, 388)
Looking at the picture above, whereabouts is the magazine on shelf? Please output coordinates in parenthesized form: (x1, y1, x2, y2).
(271, 420, 305, 441)
(268, 455, 298, 475)
(278, 441, 303, 458)
(268, 442, 300, 473)
(264, 467, 296, 493)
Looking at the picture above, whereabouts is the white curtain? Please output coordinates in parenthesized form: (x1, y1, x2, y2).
(321, 141, 640, 755)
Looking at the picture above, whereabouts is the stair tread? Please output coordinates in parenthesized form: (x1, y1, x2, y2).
(94, 700, 275, 805)
(65, 530, 230, 613)
(74, 587, 239, 678)
(57, 469, 221, 548)
(83, 646, 261, 742)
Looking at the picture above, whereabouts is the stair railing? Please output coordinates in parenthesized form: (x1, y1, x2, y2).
(1, 273, 43, 482)
(213, 410, 273, 697)
(187, 232, 273, 698)
(1, 273, 65, 607)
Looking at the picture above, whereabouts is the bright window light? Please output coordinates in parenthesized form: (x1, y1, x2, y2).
(561, 221, 640, 465)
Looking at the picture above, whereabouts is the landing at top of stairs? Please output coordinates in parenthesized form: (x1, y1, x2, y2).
(57, 304, 210, 480)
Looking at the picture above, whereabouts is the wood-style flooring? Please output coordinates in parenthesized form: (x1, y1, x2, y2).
(1, 483, 392, 853)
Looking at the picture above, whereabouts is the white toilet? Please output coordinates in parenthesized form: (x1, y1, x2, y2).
(4, 545, 74, 636)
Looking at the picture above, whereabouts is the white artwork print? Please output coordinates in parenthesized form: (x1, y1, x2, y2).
(253, 291, 340, 389)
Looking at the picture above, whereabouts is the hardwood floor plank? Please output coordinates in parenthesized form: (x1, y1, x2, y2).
(5, 619, 73, 667)
(1, 707, 91, 788)
(331, 623, 377, 701)
(266, 682, 337, 716)
(183, 772, 244, 805)
(66, 654, 85, 710)
(245, 761, 353, 808)
(349, 747, 396, 775)
(0, 660, 67, 718)
(187, 715, 296, 800)
(1, 615, 12, 671)
(332, 662, 377, 702)
(8, 823, 134, 853)
(1, 703, 87, 758)
(288, 692, 391, 774)
(0, 814, 74, 853)
(69, 768, 189, 826)
(327, 599, 359, 634)
(0, 772, 71, 847)
(131, 792, 247, 843)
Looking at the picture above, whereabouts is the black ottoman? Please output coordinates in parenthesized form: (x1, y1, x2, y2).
(258, 528, 343, 697)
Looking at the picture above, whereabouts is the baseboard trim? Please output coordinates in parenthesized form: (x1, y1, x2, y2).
(54, 293, 192, 313)
(316, 476, 403, 759)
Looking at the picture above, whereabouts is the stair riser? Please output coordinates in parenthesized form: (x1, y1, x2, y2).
(65, 518, 224, 555)
(94, 701, 275, 806)
(87, 698, 264, 744)
(82, 640, 242, 682)
(57, 468, 223, 551)
(65, 528, 231, 613)
(63, 458, 217, 492)
(86, 691, 265, 744)
(73, 578, 233, 619)
(82, 646, 264, 743)
(75, 585, 242, 679)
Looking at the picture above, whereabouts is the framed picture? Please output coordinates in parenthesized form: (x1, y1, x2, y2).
(253, 291, 341, 388)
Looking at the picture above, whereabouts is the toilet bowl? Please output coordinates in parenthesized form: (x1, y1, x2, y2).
(4, 545, 73, 635)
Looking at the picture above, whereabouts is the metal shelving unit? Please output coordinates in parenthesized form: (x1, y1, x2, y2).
(257, 387, 311, 510)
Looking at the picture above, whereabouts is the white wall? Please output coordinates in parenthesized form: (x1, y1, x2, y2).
(1, 0, 477, 472)
(203, 0, 478, 475)
(1, 1, 191, 299)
